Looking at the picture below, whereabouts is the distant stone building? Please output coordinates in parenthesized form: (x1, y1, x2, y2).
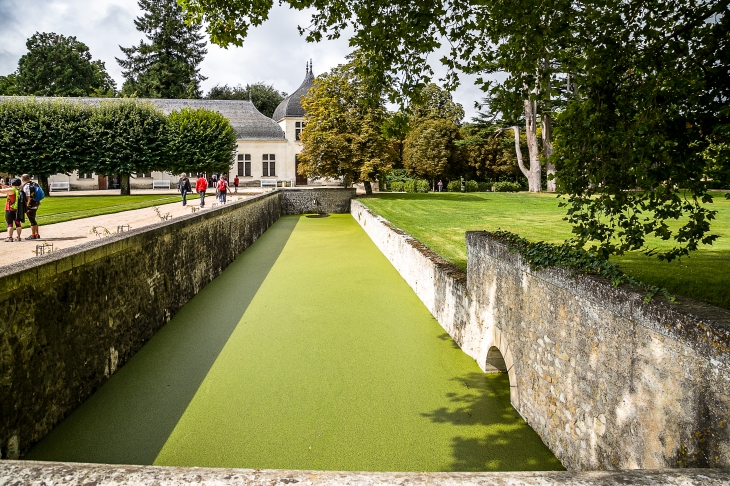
(1, 62, 317, 190)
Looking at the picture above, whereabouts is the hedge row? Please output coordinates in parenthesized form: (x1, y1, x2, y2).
(0, 98, 237, 191)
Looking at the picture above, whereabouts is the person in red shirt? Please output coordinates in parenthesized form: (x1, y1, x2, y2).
(196, 174, 209, 208)
(233, 176, 239, 193)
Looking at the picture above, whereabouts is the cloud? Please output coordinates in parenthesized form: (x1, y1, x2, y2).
(0, 0, 482, 119)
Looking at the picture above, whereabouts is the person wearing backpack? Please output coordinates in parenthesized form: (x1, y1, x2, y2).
(21, 174, 44, 240)
(218, 176, 231, 204)
(0, 178, 25, 242)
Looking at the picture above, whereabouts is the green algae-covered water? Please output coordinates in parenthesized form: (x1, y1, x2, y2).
(26, 214, 562, 471)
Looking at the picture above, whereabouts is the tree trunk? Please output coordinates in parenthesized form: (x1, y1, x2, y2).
(363, 180, 373, 195)
(543, 112, 556, 192)
(523, 99, 541, 192)
(38, 174, 51, 197)
(120, 174, 131, 195)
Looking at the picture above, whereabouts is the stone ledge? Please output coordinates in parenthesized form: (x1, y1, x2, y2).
(468, 231, 730, 367)
(1, 461, 728, 485)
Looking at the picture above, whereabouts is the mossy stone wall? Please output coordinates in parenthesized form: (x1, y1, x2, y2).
(0, 193, 281, 460)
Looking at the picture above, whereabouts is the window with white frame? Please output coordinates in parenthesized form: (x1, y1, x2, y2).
(78, 172, 93, 179)
(295, 121, 305, 141)
(262, 154, 276, 177)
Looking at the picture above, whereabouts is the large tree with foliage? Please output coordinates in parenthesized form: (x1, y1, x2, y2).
(118, 0, 207, 99)
(167, 108, 237, 175)
(403, 118, 462, 187)
(555, 0, 730, 261)
(409, 83, 464, 126)
(0, 98, 92, 195)
(458, 123, 521, 182)
(180, 0, 729, 262)
(84, 101, 167, 195)
(298, 60, 394, 194)
(0, 74, 20, 96)
(205, 83, 287, 118)
(6, 32, 116, 97)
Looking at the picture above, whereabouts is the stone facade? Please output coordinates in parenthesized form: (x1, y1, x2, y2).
(280, 187, 356, 214)
(352, 200, 730, 471)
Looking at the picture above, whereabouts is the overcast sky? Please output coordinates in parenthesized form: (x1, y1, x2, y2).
(0, 0, 483, 119)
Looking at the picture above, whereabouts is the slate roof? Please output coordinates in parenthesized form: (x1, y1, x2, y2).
(272, 64, 315, 122)
(0, 96, 286, 141)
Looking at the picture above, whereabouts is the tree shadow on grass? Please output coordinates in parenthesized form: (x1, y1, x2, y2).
(24, 216, 300, 465)
(422, 372, 564, 471)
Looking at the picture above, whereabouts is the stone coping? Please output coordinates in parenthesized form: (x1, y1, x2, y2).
(1, 461, 728, 485)
(468, 231, 730, 367)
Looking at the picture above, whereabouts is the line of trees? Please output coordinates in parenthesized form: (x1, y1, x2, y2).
(0, 98, 237, 195)
(181, 0, 729, 262)
(299, 66, 522, 192)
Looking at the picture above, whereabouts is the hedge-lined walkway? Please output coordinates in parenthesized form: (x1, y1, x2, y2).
(26, 215, 561, 472)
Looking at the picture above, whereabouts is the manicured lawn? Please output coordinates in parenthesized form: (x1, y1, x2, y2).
(6, 194, 198, 227)
(359, 192, 730, 310)
(26, 215, 561, 471)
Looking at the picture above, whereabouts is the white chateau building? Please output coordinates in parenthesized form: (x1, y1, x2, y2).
(5, 63, 317, 190)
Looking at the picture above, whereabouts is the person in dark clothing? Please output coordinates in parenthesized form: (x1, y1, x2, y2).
(177, 173, 192, 206)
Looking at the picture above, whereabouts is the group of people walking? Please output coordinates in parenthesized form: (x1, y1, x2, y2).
(0, 174, 43, 242)
(177, 173, 239, 208)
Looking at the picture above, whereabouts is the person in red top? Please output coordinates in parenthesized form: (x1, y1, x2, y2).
(233, 176, 239, 193)
(218, 176, 231, 204)
(196, 174, 208, 208)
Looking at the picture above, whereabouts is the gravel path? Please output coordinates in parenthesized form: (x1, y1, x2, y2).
(0, 193, 253, 268)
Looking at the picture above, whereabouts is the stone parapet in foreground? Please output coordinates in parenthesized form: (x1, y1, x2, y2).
(1, 461, 728, 485)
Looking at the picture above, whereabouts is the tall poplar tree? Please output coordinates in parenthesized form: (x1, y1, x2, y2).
(117, 0, 207, 99)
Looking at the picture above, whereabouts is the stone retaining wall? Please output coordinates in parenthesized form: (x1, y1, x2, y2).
(0, 193, 281, 460)
(280, 187, 356, 214)
(352, 200, 730, 471)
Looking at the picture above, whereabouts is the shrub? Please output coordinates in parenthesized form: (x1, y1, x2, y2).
(416, 180, 430, 193)
(493, 181, 521, 192)
(477, 182, 492, 192)
(390, 181, 405, 192)
(447, 180, 462, 192)
(404, 180, 416, 193)
(465, 180, 479, 192)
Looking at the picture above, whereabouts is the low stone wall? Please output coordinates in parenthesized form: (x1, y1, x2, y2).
(2, 460, 728, 485)
(280, 187, 356, 214)
(0, 193, 281, 460)
(352, 200, 730, 471)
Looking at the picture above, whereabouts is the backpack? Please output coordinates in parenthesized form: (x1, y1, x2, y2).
(31, 182, 45, 202)
(218, 180, 227, 191)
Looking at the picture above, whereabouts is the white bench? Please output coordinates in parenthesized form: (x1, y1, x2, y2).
(260, 180, 278, 190)
(152, 180, 171, 189)
(49, 182, 70, 192)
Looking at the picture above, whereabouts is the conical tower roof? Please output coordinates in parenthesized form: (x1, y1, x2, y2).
(272, 61, 315, 122)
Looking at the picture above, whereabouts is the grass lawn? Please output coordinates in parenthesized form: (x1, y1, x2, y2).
(359, 192, 730, 310)
(3, 194, 198, 228)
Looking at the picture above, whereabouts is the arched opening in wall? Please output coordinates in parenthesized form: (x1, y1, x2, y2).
(485, 346, 508, 373)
